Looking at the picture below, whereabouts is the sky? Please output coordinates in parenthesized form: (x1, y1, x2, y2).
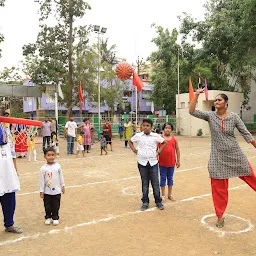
(0, 0, 207, 72)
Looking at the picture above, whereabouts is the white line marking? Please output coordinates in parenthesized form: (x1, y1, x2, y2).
(18, 146, 256, 177)
(119, 176, 138, 181)
(181, 185, 246, 202)
(17, 156, 256, 197)
(87, 181, 107, 185)
(201, 213, 254, 237)
(122, 186, 136, 195)
(176, 166, 205, 173)
(122, 185, 153, 196)
(65, 185, 83, 188)
(17, 191, 39, 196)
(0, 184, 248, 247)
(17, 164, 209, 196)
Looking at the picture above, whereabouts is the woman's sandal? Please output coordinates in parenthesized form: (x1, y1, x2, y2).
(216, 218, 225, 228)
(168, 195, 176, 201)
(5, 227, 23, 234)
(162, 196, 166, 202)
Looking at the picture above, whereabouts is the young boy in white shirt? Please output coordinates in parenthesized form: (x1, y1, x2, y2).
(129, 119, 167, 211)
(40, 147, 65, 225)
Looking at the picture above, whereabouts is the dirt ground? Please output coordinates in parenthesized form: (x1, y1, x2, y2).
(0, 136, 256, 256)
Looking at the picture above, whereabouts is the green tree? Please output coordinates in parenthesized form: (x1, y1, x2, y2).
(100, 62, 128, 117)
(0, 66, 23, 84)
(0, 0, 5, 58)
(100, 38, 118, 65)
(148, 23, 232, 114)
(99, 39, 127, 116)
(179, 0, 256, 105)
(0, 66, 24, 117)
(148, 25, 183, 114)
(22, 0, 93, 119)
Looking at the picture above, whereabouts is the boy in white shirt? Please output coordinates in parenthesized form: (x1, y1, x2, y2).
(40, 147, 65, 225)
(129, 119, 167, 211)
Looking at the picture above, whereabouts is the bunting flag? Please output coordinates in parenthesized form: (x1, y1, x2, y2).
(78, 81, 84, 110)
(189, 77, 194, 103)
(151, 101, 154, 114)
(132, 70, 144, 92)
(204, 79, 209, 101)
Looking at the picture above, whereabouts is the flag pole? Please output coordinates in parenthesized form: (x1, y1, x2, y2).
(135, 86, 138, 125)
(177, 48, 180, 134)
(79, 81, 83, 122)
(54, 90, 59, 140)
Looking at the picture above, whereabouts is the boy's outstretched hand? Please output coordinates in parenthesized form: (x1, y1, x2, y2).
(62, 186, 65, 194)
(40, 192, 44, 199)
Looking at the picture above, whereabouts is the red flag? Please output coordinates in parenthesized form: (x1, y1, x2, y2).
(78, 81, 84, 110)
(204, 79, 209, 101)
(189, 77, 194, 103)
(132, 70, 144, 92)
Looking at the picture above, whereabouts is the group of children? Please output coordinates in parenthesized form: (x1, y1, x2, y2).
(39, 118, 179, 225)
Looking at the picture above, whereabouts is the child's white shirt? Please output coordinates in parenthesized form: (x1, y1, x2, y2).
(40, 162, 65, 195)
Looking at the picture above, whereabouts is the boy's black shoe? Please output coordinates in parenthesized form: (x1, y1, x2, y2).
(156, 203, 165, 210)
(140, 203, 149, 211)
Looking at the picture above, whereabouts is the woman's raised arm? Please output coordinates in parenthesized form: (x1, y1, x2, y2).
(189, 88, 204, 113)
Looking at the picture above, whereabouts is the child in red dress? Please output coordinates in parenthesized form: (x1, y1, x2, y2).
(158, 123, 180, 201)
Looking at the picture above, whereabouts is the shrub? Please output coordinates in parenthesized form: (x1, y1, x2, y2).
(197, 128, 203, 136)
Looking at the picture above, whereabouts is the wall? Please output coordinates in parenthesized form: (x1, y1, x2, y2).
(23, 80, 155, 114)
(176, 90, 243, 136)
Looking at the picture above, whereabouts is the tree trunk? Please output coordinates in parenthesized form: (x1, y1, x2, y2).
(66, 104, 73, 121)
(66, 0, 74, 121)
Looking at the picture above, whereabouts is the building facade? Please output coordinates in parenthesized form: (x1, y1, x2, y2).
(23, 78, 156, 118)
(176, 90, 243, 136)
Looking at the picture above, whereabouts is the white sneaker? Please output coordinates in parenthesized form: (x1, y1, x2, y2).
(45, 218, 52, 225)
(53, 220, 59, 226)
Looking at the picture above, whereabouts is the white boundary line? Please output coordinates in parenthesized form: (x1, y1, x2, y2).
(17, 155, 256, 196)
(0, 184, 249, 247)
(17, 163, 209, 196)
(18, 146, 255, 177)
(201, 213, 254, 237)
(17, 176, 138, 196)
(176, 166, 205, 173)
(122, 186, 153, 196)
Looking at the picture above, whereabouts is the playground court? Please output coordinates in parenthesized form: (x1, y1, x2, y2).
(0, 136, 256, 256)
